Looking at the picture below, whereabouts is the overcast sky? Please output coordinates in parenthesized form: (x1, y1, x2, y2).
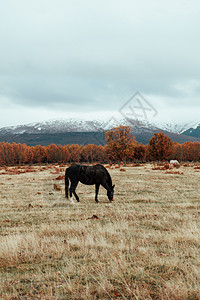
(0, 0, 200, 128)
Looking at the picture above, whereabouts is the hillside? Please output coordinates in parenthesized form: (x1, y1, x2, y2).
(0, 118, 200, 146)
(182, 123, 200, 138)
(0, 131, 199, 146)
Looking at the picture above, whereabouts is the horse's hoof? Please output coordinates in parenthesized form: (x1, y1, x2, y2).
(70, 198, 74, 204)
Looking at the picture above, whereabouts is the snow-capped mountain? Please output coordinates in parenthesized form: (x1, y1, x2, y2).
(0, 118, 158, 135)
(0, 118, 199, 146)
(181, 123, 200, 138)
(0, 119, 105, 135)
(0, 118, 199, 136)
(153, 121, 200, 134)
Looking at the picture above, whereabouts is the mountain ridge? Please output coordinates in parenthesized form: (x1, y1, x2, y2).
(0, 118, 199, 135)
(0, 118, 199, 146)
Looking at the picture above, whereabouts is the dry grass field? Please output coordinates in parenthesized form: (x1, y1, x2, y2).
(0, 163, 200, 299)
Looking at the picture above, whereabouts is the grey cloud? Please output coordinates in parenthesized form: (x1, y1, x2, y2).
(0, 0, 200, 126)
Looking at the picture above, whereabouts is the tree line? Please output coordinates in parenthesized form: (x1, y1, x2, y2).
(0, 126, 200, 165)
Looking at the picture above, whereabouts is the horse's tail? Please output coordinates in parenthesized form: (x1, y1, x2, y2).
(65, 168, 69, 198)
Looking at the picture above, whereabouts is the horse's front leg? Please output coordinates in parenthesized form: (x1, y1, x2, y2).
(95, 184, 100, 203)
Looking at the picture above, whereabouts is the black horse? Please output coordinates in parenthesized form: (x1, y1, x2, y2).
(65, 164, 115, 203)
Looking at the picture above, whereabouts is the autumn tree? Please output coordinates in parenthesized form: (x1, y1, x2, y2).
(191, 142, 200, 161)
(105, 125, 137, 163)
(149, 132, 173, 161)
(95, 145, 108, 163)
(68, 144, 81, 162)
(26, 146, 34, 164)
(0, 142, 14, 165)
(81, 145, 98, 163)
(170, 142, 183, 162)
(12, 143, 28, 164)
(134, 144, 147, 162)
(32, 145, 47, 163)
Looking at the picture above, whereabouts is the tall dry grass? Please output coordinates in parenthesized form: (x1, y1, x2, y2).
(0, 164, 200, 299)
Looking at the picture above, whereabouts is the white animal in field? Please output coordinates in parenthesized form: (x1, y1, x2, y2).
(170, 160, 180, 167)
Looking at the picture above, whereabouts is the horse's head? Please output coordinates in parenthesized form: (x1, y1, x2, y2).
(107, 184, 115, 201)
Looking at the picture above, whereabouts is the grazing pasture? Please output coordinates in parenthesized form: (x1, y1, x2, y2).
(0, 164, 200, 299)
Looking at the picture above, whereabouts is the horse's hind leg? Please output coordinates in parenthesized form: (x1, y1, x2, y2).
(70, 181, 79, 202)
(95, 184, 100, 203)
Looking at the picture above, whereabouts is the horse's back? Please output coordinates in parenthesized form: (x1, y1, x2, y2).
(92, 164, 107, 172)
(66, 164, 81, 177)
(66, 164, 109, 182)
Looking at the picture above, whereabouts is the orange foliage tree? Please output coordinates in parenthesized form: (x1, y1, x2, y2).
(80, 144, 107, 163)
(149, 132, 173, 161)
(68, 144, 81, 162)
(32, 145, 47, 163)
(0, 142, 15, 165)
(180, 142, 200, 162)
(11, 143, 28, 164)
(105, 126, 137, 163)
(45, 144, 69, 163)
(134, 144, 147, 162)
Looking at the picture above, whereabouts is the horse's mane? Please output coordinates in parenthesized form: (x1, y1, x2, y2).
(96, 164, 112, 188)
(105, 168, 112, 187)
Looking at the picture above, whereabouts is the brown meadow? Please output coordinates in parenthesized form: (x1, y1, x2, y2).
(0, 164, 200, 299)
